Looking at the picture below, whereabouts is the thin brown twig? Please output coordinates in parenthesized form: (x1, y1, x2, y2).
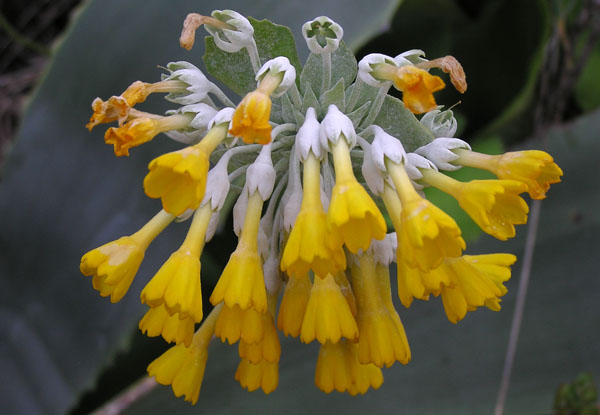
(90, 376, 158, 415)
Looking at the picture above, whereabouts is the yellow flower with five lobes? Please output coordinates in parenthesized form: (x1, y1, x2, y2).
(139, 304, 195, 347)
(144, 120, 229, 217)
(277, 273, 312, 337)
(300, 273, 358, 344)
(230, 56, 296, 144)
(214, 304, 265, 345)
(147, 303, 222, 405)
(454, 149, 563, 200)
(385, 159, 465, 272)
(396, 257, 451, 308)
(359, 53, 445, 114)
(315, 340, 383, 395)
(140, 204, 213, 322)
(235, 359, 279, 394)
(80, 210, 174, 302)
(421, 168, 529, 241)
(440, 254, 516, 323)
(321, 105, 387, 253)
(281, 142, 346, 277)
(350, 252, 410, 368)
(210, 191, 268, 312)
(238, 299, 281, 364)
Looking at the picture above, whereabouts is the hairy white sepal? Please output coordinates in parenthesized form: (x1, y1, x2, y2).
(164, 103, 218, 144)
(302, 16, 343, 54)
(246, 146, 276, 201)
(358, 139, 384, 196)
(319, 104, 356, 150)
(420, 108, 458, 138)
(256, 57, 296, 98)
(357, 53, 396, 88)
(415, 137, 471, 171)
(202, 158, 230, 211)
(394, 49, 427, 66)
(205, 10, 254, 53)
(369, 125, 406, 173)
(232, 187, 248, 236)
(295, 107, 322, 161)
(367, 233, 397, 266)
(205, 209, 220, 242)
(263, 250, 283, 294)
(281, 154, 302, 231)
(406, 153, 437, 189)
(162, 61, 217, 105)
(209, 107, 237, 147)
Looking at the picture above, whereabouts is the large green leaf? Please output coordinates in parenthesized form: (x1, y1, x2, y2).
(203, 18, 302, 96)
(124, 110, 600, 414)
(0, 1, 400, 414)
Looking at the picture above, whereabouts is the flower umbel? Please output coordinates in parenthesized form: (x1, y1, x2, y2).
(81, 10, 562, 403)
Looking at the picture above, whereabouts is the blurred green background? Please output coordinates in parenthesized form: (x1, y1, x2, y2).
(0, 0, 599, 414)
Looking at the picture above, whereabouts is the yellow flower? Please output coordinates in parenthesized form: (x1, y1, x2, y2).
(277, 274, 312, 337)
(300, 273, 358, 344)
(139, 304, 195, 347)
(140, 249, 203, 321)
(140, 205, 212, 322)
(209, 191, 267, 312)
(104, 118, 161, 157)
(281, 153, 346, 278)
(396, 259, 451, 307)
(422, 169, 529, 241)
(334, 272, 358, 316)
(375, 262, 411, 360)
(214, 304, 264, 345)
(144, 124, 227, 216)
(315, 340, 383, 395)
(393, 65, 446, 114)
(350, 253, 410, 367)
(386, 164, 465, 272)
(440, 254, 515, 323)
(86, 96, 130, 131)
(80, 210, 173, 302)
(230, 90, 273, 144)
(455, 149, 563, 199)
(238, 311, 281, 364)
(147, 304, 221, 405)
(235, 359, 279, 394)
(328, 137, 386, 253)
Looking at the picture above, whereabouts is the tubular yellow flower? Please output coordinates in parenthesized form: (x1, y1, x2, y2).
(328, 137, 387, 253)
(235, 359, 279, 394)
(140, 205, 212, 322)
(86, 96, 129, 131)
(139, 304, 195, 347)
(454, 149, 563, 200)
(238, 310, 281, 364)
(396, 259, 451, 307)
(209, 191, 268, 312)
(147, 303, 222, 405)
(281, 152, 346, 278)
(300, 273, 358, 344)
(422, 169, 529, 241)
(230, 71, 283, 144)
(372, 63, 445, 114)
(334, 272, 357, 316)
(144, 124, 228, 216)
(350, 253, 410, 367)
(315, 340, 383, 395)
(440, 254, 515, 323)
(215, 304, 264, 345)
(277, 274, 312, 337)
(386, 162, 465, 272)
(80, 210, 174, 302)
(375, 262, 411, 361)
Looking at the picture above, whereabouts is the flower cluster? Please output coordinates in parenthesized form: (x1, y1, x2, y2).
(80, 10, 563, 404)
